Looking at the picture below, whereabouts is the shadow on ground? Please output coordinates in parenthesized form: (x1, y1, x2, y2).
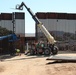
(46, 60, 76, 65)
(0, 54, 16, 61)
(0, 54, 49, 62)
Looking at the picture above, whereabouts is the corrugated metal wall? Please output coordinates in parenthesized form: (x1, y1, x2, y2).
(38, 19, 76, 34)
(15, 20, 25, 36)
(0, 13, 13, 31)
(36, 12, 76, 51)
(0, 12, 25, 36)
(0, 12, 25, 54)
(15, 12, 25, 37)
(14, 12, 25, 52)
(0, 14, 1, 28)
(1, 20, 13, 31)
(0, 12, 30, 38)
(36, 12, 76, 38)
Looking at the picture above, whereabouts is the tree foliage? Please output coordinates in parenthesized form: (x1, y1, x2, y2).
(0, 26, 13, 36)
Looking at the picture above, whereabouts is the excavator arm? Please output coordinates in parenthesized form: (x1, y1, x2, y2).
(16, 2, 56, 44)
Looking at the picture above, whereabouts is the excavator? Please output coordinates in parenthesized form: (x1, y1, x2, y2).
(15, 2, 58, 55)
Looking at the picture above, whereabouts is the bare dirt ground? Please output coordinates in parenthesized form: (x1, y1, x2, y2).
(0, 52, 76, 75)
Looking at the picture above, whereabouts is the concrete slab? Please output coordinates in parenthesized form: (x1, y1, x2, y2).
(46, 55, 76, 61)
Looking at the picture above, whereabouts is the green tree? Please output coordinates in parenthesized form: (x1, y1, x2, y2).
(0, 26, 13, 36)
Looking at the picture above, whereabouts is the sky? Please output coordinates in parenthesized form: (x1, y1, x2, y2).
(0, 0, 76, 33)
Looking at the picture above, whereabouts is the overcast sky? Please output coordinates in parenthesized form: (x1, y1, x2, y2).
(0, 0, 76, 33)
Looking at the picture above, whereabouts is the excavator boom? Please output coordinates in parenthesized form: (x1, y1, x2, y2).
(16, 2, 56, 44)
(16, 2, 41, 24)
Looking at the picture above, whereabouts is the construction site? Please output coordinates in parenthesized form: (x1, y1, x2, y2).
(0, 1, 76, 75)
